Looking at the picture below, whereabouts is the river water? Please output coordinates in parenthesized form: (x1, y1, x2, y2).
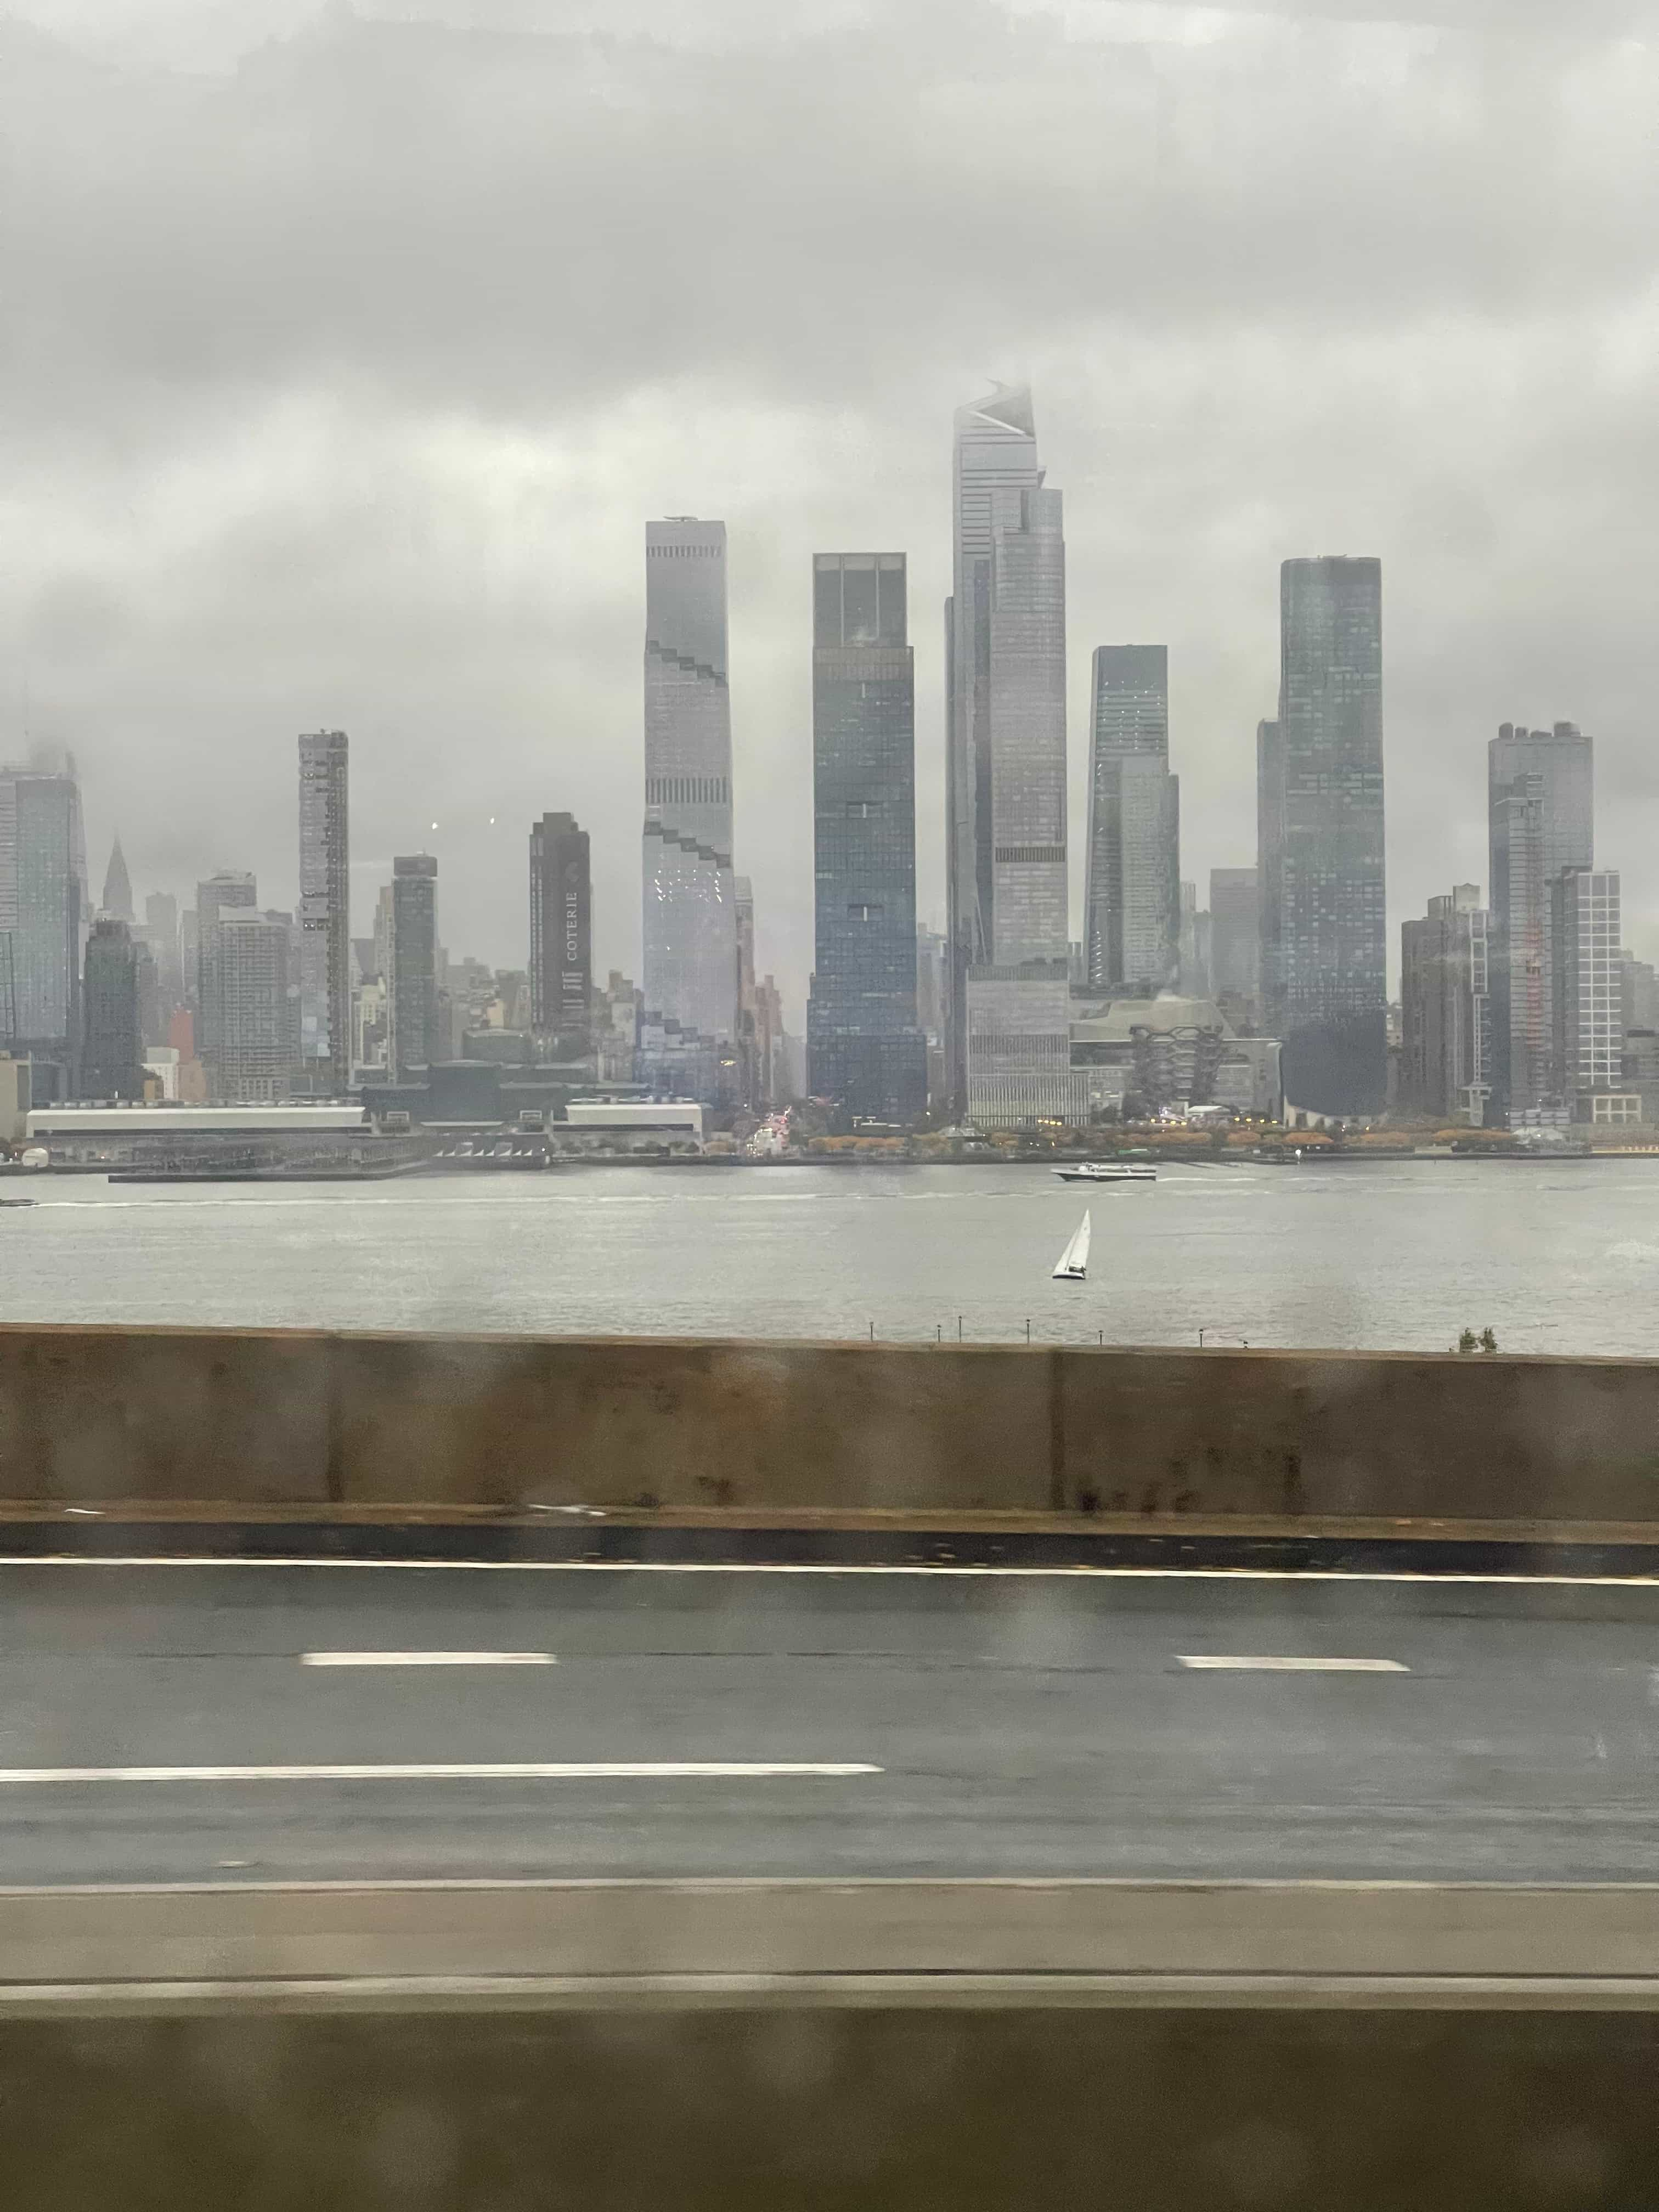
(1, 1159, 1654, 1355)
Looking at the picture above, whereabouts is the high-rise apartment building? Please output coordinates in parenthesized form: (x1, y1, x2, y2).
(1487, 721, 1593, 1122)
(1400, 885, 1490, 1124)
(1555, 867, 1623, 1118)
(298, 730, 351, 1093)
(642, 517, 736, 1098)
(806, 552, 926, 1124)
(0, 764, 86, 1089)
(946, 386, 1046, 1110)
(1259, 558, 1386, 1118)
(387, 854, 439, 1080)
(81, 916, 145, 1100)
(101, 834, 133, 923)
(528, 812, 591, 1052)
(217, 911, 299, 1103)
(1082, 646, 1179, 994)
(1210, 867, 1260, 1026)
(195, 870, 257, 1092)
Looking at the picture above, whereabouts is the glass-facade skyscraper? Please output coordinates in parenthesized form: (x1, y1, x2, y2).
(0, 764, 86, 1091)
(953, 404, 1080, 1131)
(946, 386, 1046, 1112)
(1082, 645, 1179, 994)
(1259, 557, 1386, 1118)
(642, 517, 736, 1099)
(298, 729, 350, 1093)
(1210, 866, 1260, 1022)
(81, 915, 144, 1101)
(806, 552, 926, 1123)
(1486, 720, 1593, 1121)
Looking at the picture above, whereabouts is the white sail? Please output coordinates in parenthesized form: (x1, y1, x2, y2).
(1052, 1209, 1091, 1280)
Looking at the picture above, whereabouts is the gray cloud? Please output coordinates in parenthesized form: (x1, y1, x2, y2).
(1, 0, 1656, 1003)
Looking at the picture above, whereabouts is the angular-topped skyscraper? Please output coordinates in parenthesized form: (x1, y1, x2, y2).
(1259, 557, 1386, 1119)
(1082, 645, 1180, 994)
(641, 517, 736, 1098)
(946, 386, 1045, 1111)
(101, 833, 133, 923)
(948, 390, 1080, 1128)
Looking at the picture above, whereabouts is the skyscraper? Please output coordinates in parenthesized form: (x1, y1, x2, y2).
(388, 854, 439, 1080)
(81, 916, 144, 1100)
(0, 763, 87, 1094)
(1259, 558, 1386, 1118)
(142, 891, 185, 1037)
(1400, 885, 1490, 1124)
(947, 386, 1046, 1111)
(195, 869, 257, 1093)
(1082, 645, 1179, 994)
(1210, 867, 1260, 1025)
(218, 911, 299, 1103)
(806, 551, 926, 1123)
(642, 517, 736, 1098)
(1556, 868, 1623, 1119)
(957, 426, 1080, 1130)
(528, 811, 591, 1052)
(101, 834, 133, 923)
(1487, 721, 1593, 1122)
(298, 730, 351, 1093)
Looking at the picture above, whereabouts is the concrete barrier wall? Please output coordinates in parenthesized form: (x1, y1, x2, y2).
(2, 1882, 1656, 2209)
(2, 1996, 1655, 2210)
(4, 1877, 1659, 1989)
(3, 1323, 1659, 1521)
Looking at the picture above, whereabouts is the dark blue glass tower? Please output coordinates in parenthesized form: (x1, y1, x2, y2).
(806, 554, 927, 1123)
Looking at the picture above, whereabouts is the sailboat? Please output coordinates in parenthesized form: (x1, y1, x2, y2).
(1052, 1210, 1091, 1282)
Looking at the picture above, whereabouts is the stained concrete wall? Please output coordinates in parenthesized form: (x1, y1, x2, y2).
(4, 2004, 1655, 2211)
(2, 1323, 1658, 1522)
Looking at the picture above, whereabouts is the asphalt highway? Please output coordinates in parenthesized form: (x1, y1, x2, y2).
(0, 1558, 1656, 1887)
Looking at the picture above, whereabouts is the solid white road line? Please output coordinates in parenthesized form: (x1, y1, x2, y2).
(0, 1762, 880, 1786)
(300, 1651, 556, 1668)
(1177, 1655, 1409, 1673)
(0, 1556, 1653, 1589)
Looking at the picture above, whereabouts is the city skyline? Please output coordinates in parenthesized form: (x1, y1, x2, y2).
(7, 8, 1654, 1017)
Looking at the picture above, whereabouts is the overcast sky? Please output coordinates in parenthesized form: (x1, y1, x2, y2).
(3, 0, 1657, 1008)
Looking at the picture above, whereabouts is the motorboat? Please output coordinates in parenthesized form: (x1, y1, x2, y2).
(1052, 1210, 1091, 1281)
(1052, 1161, 1156, 1183)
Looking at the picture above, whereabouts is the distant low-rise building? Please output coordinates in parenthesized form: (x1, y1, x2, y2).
(557, 1100, 703, 1154)
(24, 1102, 369, 1170)
(1068, 992, 1281, 1124)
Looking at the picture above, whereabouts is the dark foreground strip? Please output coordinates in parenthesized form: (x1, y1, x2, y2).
(4, 1520, 1659, 1576)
